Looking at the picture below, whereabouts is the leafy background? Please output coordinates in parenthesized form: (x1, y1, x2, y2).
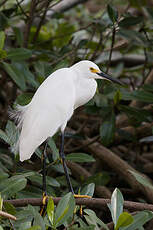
(0, 0, 153, 229)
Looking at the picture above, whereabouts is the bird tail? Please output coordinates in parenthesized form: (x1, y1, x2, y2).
(8, 104, 28, 129)
(8, 104, 29, 155)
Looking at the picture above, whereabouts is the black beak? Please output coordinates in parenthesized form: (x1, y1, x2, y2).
(97, 71, 123, 85)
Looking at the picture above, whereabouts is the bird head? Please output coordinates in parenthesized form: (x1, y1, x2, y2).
(71, 60, 123, 85)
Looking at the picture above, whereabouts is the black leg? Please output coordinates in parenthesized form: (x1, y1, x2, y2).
(42, 142, 48, 196)
(40, 142, 48, 216)
(60, 132, 74, 194)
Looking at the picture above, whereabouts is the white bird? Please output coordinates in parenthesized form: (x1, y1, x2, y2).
(12, 60, 122, 194)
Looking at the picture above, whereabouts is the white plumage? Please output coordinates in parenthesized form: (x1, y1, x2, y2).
(12, 60, 120, 161)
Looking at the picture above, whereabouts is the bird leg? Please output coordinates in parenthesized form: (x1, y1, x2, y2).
(60, 132, 74, 194)
(60, 132, 91, 217)
(40, 141, 48, 216)
(42, 141, 48, 196)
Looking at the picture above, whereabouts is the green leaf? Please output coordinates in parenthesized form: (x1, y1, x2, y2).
(47, 197, 54, 226)
(121, 211, 153, 230)
(0, 194, 3, 211)
(13, 27, 23, 47)
(53, 23, 75, 48)
(114, 90, 122, 105)
(119, 105, 152, 123)
(109, 188, 124, 226)
(3, 202, 16, 216)
(66, 153, 95, 163)
(0, 177, 27, 198)
(107, 4, 118, 23)
(48, 137, 59, 161)
(55, 192, 75, 227)
(121, 89, 153, 103)
(3, 62, 26, 90)
(118, 29, 148, 47)
(0, 226, 4, 230)
(81, 183, 95, 197)
(115, 212, 133, 230)
(0, 129, 9, 144)
(16, 93, 33, 106)
(26, 226, 41, 230)
(0, 31, 5, 49)
(0, 49, 7, 60)
(32, 212, 45, 230)
(131, 90, 153, 103)
(119, 16, 142, 27)
(84, 209, 109, 230)
(7, 48, 32, 61)
(100, 111, 115, 146)
(129, 170, 153, 190)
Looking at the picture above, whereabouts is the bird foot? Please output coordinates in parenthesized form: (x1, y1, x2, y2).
(40, 195, 48, 216)
(73, 194, 91, 217)
(74, 194, 92, 198)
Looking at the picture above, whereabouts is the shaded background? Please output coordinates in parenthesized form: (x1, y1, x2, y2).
(0, 0, 153, 229)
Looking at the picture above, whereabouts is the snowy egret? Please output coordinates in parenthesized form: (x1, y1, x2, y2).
(11, 60, 122, 196)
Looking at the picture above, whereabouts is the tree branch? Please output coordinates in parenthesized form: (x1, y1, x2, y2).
(4, 197, 153, 212)
(83, 141, 153, 203)
(47, 0, 91, 17)
(0, 210, 16, 221)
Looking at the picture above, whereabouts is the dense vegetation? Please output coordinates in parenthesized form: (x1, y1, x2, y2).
(0, 0, 153, 229)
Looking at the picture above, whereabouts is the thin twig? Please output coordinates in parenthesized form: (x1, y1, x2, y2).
(67, 135, 100, 153)
(106, 25, 116, 73)
(32, 0, 50, 43)
(0, 210, 16, 221)
(24, 0, 37, 47)
(16, 0, 28, 19)
(0, 0, 9, 7)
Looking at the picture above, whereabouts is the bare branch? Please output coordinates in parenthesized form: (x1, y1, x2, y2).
(0, 210, 16, 221)
(4, 197, 153, 212)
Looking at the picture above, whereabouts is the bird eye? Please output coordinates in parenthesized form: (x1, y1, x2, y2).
(90, 67, 94, 72)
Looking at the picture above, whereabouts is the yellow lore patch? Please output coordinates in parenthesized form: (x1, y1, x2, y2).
(89, 67, 99, 73)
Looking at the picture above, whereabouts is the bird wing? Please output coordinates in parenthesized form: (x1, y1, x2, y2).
(19, 68, 76, 161)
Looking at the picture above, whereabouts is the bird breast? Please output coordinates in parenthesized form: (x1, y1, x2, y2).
(74, 78, 97, 109)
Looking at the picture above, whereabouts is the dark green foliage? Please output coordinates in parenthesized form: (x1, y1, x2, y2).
(0, 0, 153, 229)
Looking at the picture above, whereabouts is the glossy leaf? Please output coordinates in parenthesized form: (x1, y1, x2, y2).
(48, 137, 59, 161)
(3, 62, 26, 91)
(100, 112, 115, 146)
(121, 211, 153, 230)
(84, 209, 109, 230)
(81, 183, 95, 197)
(32, 211, 45, 230)
(26, 226, 41, 230)
(109, 188, 124, 226)
(0, 31, 5, 49)
(115, 212, 133, 230)
(0, 177, 27, 198)
(129, 170, 153, 190)
(0, 194, 3, 211)
(119, 16, 142, 27)
(66, 153, 95, 163)
(3, 202, 16, 216)
(13, 27, 23, 47)
(55, 192, 75, 227)
(7, 48, 32, 61)
(47, 197, 54, 226)
(114, 90, 122, 105)
(119, 105, 152, 123)
(107, 4, 118, 23)
(0, 129, 9, 144)
(118, 29, 148, 47)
